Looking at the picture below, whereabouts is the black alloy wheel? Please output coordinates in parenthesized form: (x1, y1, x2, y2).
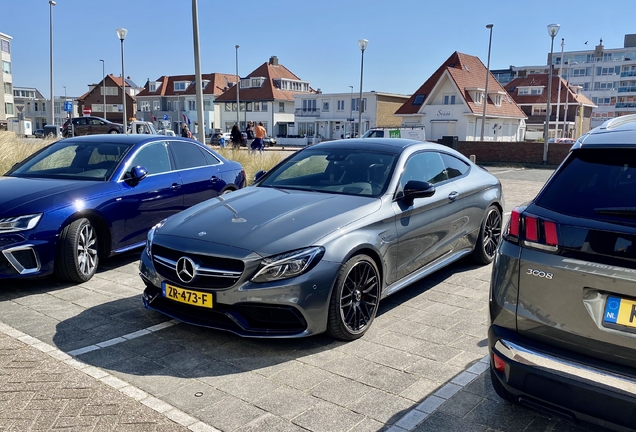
(472, 205, 502, 264)
(327, 254, 380, 340)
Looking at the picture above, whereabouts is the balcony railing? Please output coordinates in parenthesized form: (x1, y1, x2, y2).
(620, 71, 636, 78)
(617, 86, 636, 93)
(615, 102, 636, 108)
(294, 108, 321, 117)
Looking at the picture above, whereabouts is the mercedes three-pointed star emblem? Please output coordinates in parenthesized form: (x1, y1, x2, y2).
(176, 257, 196, 283)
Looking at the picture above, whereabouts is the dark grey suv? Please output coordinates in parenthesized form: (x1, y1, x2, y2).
(489, 115, 636, 431)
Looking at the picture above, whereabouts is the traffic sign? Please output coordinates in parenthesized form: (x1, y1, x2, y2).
(64, 101, 73, 112)
(82, 107, 92, 116)
(163, 114, 169, 121)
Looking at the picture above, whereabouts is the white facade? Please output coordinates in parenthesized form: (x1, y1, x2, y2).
(216, 99, 279, 137)
(1, 32, 14, 124)
(401, 71, 524, 142)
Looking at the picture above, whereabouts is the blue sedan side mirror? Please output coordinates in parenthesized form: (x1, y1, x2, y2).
(130, 166, 148, 182)
(254, 170, 267, 182)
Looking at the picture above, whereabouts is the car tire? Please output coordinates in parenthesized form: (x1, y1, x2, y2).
(490, 367, 517, 404)
(472, 205, 502, 265)
(109, 130, 119, 134)
(327, 254, 380, 341)
(55, 218, 99, 283)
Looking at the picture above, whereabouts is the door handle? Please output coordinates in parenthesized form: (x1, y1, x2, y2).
(171, 183, 181, 190)
(448, 191, 459, 201)
(210, 176, 219, 183)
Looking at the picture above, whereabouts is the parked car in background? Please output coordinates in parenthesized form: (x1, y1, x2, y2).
(210, 132, 232, 146)
(489, 115, 636, 431)
(556, 137, 576, 144)
(0, 135, 246, 283)
(157, 129, 176, 137)
(263, 137, 277, 147)
(43, 125, 62, 139)
(33, 129, 45, 139)
(62, 116, 123, 137)
(140, 138, 503, 340)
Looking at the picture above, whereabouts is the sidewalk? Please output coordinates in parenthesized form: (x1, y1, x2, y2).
(0, 324, 216, 432)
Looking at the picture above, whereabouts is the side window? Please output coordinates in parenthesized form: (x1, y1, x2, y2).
(128, 142, 171, 175)
(169, 141, 209, 170)
(400, 152, 449, 189)
(440, 153, 469, 179)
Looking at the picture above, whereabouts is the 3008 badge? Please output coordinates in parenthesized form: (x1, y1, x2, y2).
(526, 268, 553, 279)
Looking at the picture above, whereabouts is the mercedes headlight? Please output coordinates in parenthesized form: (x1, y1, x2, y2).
(0, 214, 42, 233)
(251, 246, 325, 283)
(145, 219, 167, 258)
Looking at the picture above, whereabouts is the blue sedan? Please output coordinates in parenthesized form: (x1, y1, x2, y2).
(0, 135, 245, 283)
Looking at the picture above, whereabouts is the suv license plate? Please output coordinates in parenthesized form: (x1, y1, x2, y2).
(603, 296, 636, 329)
(162, 283, 213, 308)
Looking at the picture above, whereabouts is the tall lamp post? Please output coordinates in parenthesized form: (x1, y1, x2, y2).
(554, 38, 565, 139)
(235, 45, 240, 127)
(99, 59, 106, 119)
(357, 39, 368, 137)
(116, 28, 128, 134)
(480, 24, 494, 141)
(349, 85, 353, 137)
(543, 23, 560, 165)
(48, 0, 56, 127)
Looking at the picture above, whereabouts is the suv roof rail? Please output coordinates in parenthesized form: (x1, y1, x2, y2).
(600, 114, 636, 130)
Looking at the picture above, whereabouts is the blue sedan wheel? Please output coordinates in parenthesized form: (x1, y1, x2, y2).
(55, 218, 99, 282)
(327, 254, 380, 341)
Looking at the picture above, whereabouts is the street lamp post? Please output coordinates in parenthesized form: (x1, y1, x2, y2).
(235, 45, 240, 127)
(480, 24, 494, 142)
(349, 85, 353, 138)
(99, 59, 106, 120)
(116, 28, 128, 134)
(357, 39, 368, 138)
(543, 23, 560, 165)
(554, 38, 564, 139)
(48, 0, 56, 127)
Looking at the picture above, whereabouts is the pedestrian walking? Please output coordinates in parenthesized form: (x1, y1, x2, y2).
(230, 124, 242, 150)
(251, 121, 266, 154)
(181, 123, 192, 138)
(246, 121, 255, 149)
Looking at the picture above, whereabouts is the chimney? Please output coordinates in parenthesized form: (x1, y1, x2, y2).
(269, 56, 279, 66)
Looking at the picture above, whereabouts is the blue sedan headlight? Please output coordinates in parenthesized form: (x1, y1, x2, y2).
(0, 214, 43, 233)
(145, 219, 167, 258)
(251, 246, 325, 283)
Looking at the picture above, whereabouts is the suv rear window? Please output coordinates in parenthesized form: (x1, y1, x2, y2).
(536, 149, 636, 224)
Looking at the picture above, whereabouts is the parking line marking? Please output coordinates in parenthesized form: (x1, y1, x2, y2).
(67, 319, 179, 357)
(492, 168, 523, 175)
(0, 322, 220, 432)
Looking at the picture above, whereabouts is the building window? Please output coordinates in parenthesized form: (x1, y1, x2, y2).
(297, 122, 315, 136)
(337, 100, 344, 111)
(594, 82, 615, 90)
(188, 100, 196, 111)
(1, 40, 9, 54)
(203, 99, 211, 110)
(279, 102, 285, 112)
(149, 83, 156, 92)
(443, 94, 455, 105)
(140, 101, 150, 112)
(2, 61, 11, 74)
(246, 102, 252, 111)
(5, 103, 13, 115)
(352, 98, 367, 112)
(253, 102, 260, 112)
(495, 95, 502, 106)
(102, 87, 118, 96)
(413, 94, 425, 105)
(322, 101, 329, 111)
(302, 99, 317, 112)
(262, 102, 268, 112)
(474, 92, 483, 104)
(251, 79, 261, 87)
(532, 106, 547, 116)
(153, 101, 160, 111)
(3, 83, 11, 94)
(597, 66, 620, 76)
(530, 88, 543, 95)
(174, 82, 188, 91)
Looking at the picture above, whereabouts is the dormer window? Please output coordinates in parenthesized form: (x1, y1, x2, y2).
(174, 81, 189, 91)
(475, 92, 483, 105)
(149, 82, 156, 92)
(495, 95, 502, 106)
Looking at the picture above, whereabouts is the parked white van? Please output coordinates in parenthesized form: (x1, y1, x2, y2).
(362, 127, 426, 141)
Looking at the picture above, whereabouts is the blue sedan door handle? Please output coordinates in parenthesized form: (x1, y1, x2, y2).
(210, 176, 219, 183)
(448, 191, 459, 201)
(171, 183, 181, 190)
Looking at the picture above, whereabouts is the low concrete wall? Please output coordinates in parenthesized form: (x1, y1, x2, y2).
(454, 141, 571, 166)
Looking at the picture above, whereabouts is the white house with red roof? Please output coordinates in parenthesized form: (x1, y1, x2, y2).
(395, 52, 527, 142)
(214, 56, 316, 138)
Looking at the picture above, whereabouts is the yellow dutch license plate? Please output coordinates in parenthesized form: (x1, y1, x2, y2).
(603, 296, 636, 329)
(162, 283, 213, 308)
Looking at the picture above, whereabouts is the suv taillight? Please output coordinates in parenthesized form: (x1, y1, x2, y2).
(506, 207, 560, 252)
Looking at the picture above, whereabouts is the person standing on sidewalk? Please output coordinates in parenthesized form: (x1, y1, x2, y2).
(245, 121, 255, 149)
(251, 121, 266, 155)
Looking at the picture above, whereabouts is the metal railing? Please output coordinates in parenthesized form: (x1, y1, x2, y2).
(294, 108, 321, 117)
(615, 102, 636, 108)
(618, 86, 636, 93)
(620, 70, 636, 77)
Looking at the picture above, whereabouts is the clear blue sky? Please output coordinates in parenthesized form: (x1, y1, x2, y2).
(3, 0, 635, 99)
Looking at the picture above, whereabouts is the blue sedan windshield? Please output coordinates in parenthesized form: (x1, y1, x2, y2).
(9, 140, 134, 181)
(259, 148, 397, 197)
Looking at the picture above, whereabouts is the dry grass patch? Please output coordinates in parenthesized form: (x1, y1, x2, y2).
(0, 132, 289, 184)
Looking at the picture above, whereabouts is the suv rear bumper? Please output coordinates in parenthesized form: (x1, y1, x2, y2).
(489, 325, 636, 430)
